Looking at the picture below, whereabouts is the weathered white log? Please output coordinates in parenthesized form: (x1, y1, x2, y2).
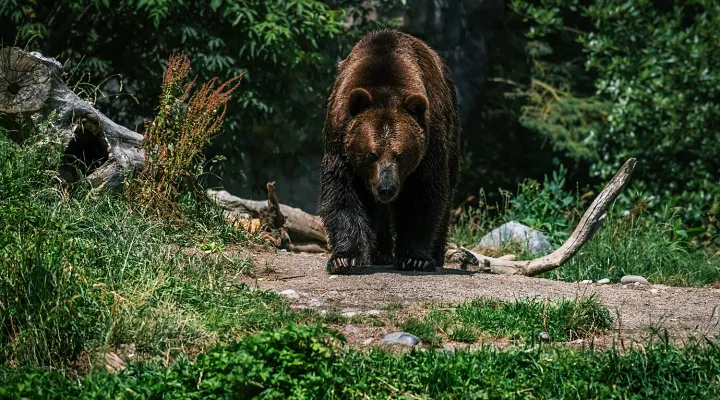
(458, 158, 637, 276)
(0, 46, 144, 190)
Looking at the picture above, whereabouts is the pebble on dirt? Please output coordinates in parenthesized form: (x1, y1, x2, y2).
(279, 289, 300, 299)
(620, 275, 650, 285)
(580, 279, 593, 284)
(309, 299, 327, 307)
(596, 278, 610, 284)
(538, 331, 550, 342)
(382, 332, 420, 346)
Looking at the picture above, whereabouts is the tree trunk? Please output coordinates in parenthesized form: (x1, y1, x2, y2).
(0, 46, 144, 190)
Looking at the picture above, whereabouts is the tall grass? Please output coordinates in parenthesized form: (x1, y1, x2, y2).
(451, 165, 720, 286)
(0, 112, 285, 371)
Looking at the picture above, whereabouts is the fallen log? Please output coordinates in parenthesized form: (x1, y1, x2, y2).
(207, 188, 328, 247)
(0, 46, 144, 190)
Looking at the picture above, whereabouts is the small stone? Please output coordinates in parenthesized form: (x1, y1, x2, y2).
(362, 338, 374, 346)
(279, 289, 300, 299)
(382, 332, 420, 346)
(342, 311, 358, 317)
(365, 309, 382, 316)
(309, 299, 327, 307)
(580, 279, 593, 284)
(650, 288, 659, 294)
(538, 331, 550, 342)
(329, 275, 338, 280)
(596, 278, 610, 285)
(104, 352, 126, 373)
(622, 285, 628, 289)
(621, 275, 650, 286)
(441, 347, 454, 354)
(343, 325, 361, 334)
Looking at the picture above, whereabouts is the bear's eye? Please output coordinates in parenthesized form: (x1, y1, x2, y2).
(367, 152, 378, 161)
(396, 152, 405, 162)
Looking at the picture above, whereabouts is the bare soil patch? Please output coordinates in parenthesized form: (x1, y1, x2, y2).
(238, 250, 720, 350)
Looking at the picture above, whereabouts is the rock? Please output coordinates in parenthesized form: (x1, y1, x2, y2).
(382, 332, 421, 346)
(365, 309, 382, 316)
(309, 299, 327, 307)
(580, 280, 593, 284)
(538, 331, 550, 342)
(279, 289, 300, 300)
(476, 221, 552, 254)
(596, 278, 610, 285)
(342, 307, 359, 317)
(343, 325, 362, 334)
(620, 275, 650, 286)
(440, 347, 454, 354)
(104, 352, 126, 373)
(362, 338, 374, 346)
(650, 289, 659, 294)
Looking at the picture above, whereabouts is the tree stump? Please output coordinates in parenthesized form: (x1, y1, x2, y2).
(0, 46, 144, 190)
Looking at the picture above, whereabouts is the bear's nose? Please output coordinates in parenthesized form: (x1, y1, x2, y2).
(377, 183, 397, 201)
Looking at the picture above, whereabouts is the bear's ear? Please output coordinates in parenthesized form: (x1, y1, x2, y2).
(348, 88, 373, 117)
(403, 93, 428, 126)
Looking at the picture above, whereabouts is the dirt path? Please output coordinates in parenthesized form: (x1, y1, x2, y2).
(239, 250, 720, 349)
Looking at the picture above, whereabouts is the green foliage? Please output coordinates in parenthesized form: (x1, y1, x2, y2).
(504, 162, 583, 246)
(2, 324, 719, 399)
(0, 129, 298, 370)
(400, 296, 613, 347)
(510, 0, 720, 230)
(124, 52, 243, 218)
(542, 212, 720, 286)
(452, 164, 583, 249)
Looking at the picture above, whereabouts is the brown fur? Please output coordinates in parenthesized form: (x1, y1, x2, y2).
(317, 29, 461, 273)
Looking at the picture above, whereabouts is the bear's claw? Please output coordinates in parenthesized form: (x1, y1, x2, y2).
(393, 257, 436, 272)
(327, 257, 362, 274)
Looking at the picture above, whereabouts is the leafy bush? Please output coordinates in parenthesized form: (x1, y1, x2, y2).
(124, 52, 242, 218)
(511, 0, 720, 232)
(2, 324, 719, 399)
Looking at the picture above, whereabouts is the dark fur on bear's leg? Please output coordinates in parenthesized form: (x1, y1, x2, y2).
(371, 205, 395, 265)
(391, 173, 444, 272)
(319, 154, 375, 274)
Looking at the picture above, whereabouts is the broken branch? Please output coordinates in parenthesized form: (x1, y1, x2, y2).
(461, 158, 637, 276)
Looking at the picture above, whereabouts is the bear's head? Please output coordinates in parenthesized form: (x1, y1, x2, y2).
(343, 87, 429, 203)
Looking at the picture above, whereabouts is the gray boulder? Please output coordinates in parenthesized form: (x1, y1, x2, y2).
(477, 221, 552, 254)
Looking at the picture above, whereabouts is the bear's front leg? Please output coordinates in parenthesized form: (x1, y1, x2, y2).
(391, 181, 444, 272)
(317, 154, 375, 274)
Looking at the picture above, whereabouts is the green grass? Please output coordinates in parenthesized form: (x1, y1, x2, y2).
(394, 296, 613, 347)
(1, 324, 719, 399)
(541, 216, 720, 286)
(451, 167, 720, 287)
(0, 131, 293, 370)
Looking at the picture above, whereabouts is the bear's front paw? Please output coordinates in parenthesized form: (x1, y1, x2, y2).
(394, 257, 436, 272)
(327, 256, 364, 274)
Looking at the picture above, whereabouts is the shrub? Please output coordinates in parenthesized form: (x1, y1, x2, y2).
(124, 53, 242, 218)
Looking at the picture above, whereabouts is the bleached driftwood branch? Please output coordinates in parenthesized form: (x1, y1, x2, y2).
(458, 158, 637, 276)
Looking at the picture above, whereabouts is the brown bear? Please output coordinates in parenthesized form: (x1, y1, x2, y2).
(317, 28, 460, 274)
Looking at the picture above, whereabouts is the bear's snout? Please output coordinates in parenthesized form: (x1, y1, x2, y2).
(375, 164, 399, 203)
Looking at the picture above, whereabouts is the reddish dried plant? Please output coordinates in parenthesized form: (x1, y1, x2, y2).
(126, 52, 244, 218)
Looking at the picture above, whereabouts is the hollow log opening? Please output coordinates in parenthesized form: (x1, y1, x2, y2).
(59, 120, 110, 182)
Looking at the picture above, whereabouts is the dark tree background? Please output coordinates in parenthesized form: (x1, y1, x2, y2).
(2, 0, 718, 232)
